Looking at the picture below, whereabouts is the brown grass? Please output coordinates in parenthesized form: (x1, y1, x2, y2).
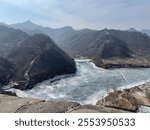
(100, 57, 150, 68)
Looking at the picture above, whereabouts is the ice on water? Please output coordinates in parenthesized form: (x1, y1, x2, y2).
(13, 60, 150, 105)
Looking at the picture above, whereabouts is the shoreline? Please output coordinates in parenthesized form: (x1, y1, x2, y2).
(1, 59, 150, 112)
(96, 81, 150, 112)
(1, 60, 150, 106)
(0, 80, 150, 113)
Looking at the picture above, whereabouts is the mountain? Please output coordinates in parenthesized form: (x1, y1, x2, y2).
(141, 29, 150, 36)
(59, 28, 150, 57)
(11, 20, 44, 30)
(10, 21, 76, 48)
(0, 25, 76, 90)
(0, 25, 29, 57)
(128, 28, 138, 32)
(8, 21, 150, 68)
(0, 57, 15, 88)
(94, 35, 133, 59)
(62, 29, 150, 68)
(0, 22, 8, 26)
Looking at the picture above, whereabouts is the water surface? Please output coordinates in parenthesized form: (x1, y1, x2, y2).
(13, 60, 150, 104)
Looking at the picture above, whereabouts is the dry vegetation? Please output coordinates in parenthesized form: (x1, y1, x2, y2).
(99, 57, 150, 68)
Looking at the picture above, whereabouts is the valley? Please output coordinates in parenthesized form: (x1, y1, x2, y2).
(0, 21, 150, 113)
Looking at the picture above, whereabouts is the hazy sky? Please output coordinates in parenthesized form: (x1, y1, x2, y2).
(0, 0, 150, 30)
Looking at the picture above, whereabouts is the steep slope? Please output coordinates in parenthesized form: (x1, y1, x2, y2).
(7, 34, 76, 90)
(94, 35, 133, 59)
(0, 57, 15, 89)
(104, 29, 150, 57)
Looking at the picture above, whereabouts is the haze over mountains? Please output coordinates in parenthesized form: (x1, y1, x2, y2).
(10, 21, 76, 48)
(1, 21, 150, 68)
(141, 29, 150, 36)
(1, 20, 150, 91)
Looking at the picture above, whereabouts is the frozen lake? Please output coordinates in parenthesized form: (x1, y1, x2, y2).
(12, 60, 150, 104)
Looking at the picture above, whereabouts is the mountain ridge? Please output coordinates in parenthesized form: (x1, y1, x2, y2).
(1, 21, 150, 68)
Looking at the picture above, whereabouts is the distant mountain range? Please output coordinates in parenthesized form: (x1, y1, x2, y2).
(9, 21, 76, 48)
(1, 21, 150, 68)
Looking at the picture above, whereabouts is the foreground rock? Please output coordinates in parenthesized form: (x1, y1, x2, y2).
(0, 94, 129, 113)
(96, 82, 150, 112)
(0, 94, 80, 113)
(67, 105, 129, 113)
(1, 82, 150, 113)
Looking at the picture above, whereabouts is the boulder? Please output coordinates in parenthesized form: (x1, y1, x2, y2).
(96, 91, 139, 112)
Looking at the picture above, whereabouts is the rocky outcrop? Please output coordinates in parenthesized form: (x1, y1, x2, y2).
(96, 90, 139, 112)
(0, 94, 80, 113)
(0, 94, 128, 113)
(67, 105, 129, 113)
(1, 82, 150, 113)
(96, 83, 150, 112)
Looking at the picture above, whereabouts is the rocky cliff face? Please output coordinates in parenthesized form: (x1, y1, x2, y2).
(0, 26, 76, 91)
